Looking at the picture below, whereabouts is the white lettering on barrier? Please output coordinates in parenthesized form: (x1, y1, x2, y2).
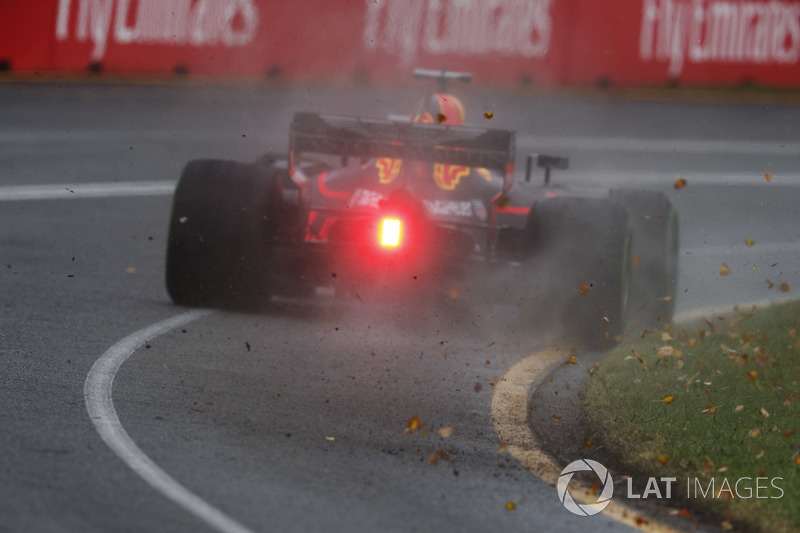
(640, 0, 800, 77)
(363, 0, 553, 66)
(55, 0, 259, 62)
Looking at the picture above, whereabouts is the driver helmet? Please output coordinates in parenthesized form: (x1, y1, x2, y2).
(411, 92, 465, 125)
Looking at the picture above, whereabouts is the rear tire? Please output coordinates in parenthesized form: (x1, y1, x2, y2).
(165, 159, 280, 309)
(523, 196, 632, 348)
(610, 189, 679, 330)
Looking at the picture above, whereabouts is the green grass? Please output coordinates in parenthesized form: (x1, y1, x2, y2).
(583, 300, 800, 532)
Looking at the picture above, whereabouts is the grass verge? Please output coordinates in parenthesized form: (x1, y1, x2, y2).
(583, 300, 800, 532)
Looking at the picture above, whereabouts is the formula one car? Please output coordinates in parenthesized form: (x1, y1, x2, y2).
(166, 69, 678, 346)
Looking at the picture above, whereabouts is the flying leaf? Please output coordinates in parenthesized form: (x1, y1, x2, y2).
(632, 349, 644, 365)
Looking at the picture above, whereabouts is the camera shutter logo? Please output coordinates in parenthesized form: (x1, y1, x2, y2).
(557, 459, 614, 516)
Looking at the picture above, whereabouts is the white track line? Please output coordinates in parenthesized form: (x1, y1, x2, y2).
(84, 310, 256, 533)
(517, 135, 800, 156)
(0, 181, 174, 201)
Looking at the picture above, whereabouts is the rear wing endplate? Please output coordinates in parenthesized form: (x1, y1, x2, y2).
(290, 112, 515, 175)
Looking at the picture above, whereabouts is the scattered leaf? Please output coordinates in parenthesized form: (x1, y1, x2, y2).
(438, 427, 454, 439)
(735, 404, 744, 412)
(553, 416, 562, 423)
(428, 452, 438, 464)
(125, 267, 137, 274)
(505, 501, 516, 511)
(745, 238, 755, 247)
(658, 345, 674, 358)
(747, 370, 758, 381)
(657, 454, 669, 464)
(325, 436, 335, 441)
(565, 355, 578, 365)
(720, 263, 732, 276)
(765, 172, 772, 181)
(783, 429, 796, 438)
(407, 415, 421, 432)
(748, 427, 761, 438)
(483, 111, 494, 119)
(499, 441, 508, 453)
(641, 329, 652, 338)
(779, 282, 790, 293)
(579, 282, 592, 296)
(632, 255, 641, 266)
(581, 437, 592, 449)
(760, 407, 770, 418)
(436, 113, 447, 124)
(474, 382, 483, 393)
(662, 395, 676, 404)
(703, 404, 716, 414)
(674, 177, 688, 190)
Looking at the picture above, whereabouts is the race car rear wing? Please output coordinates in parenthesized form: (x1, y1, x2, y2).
(289, 112, 515, 178)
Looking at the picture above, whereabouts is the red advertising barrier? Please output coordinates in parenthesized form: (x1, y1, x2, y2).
(2, 0, 800, 88)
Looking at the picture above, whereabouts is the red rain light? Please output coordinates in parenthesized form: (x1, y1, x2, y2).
(379, 217, 403, 248)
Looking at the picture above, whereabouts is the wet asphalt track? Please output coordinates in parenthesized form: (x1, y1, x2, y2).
(1, 81, 799, 532)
